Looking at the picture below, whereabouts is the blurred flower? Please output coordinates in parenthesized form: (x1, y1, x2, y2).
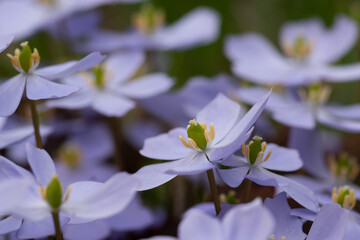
(134, 92, 270, 191)
(0, 42, 105, 117)
(0, 143, 139, 238)
(264, 192, 306, 240)
(217, 136, 318, 211)
(77, 6, 220, 52)
(288, 152, 360, 200)
(47, 51, 173, 117)
(0, 0, 144, 39)
(293, 185, 360, 240)
(226, 15, 360, 86)
(237, 86, 360, 132)
(142, 198, 275, 240)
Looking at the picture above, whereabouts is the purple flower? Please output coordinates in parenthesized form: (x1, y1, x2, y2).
(134, 92, 270, 191)
(0, 0, 144, 39)
(237, 86, 360, 132)
(0, 42, 105, 117)
(225, 15, 360, 86)
(47, 51, 173, 117)
(217, 136, 319, 211)
(0, 143, 139, 226)
(142, 198, 274, 240)
(264, 192, 306, 240)
(78, 6, 220, 53)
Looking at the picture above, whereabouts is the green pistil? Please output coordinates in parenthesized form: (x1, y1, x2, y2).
(187, 120, 207, 151)
(19, 44, 32, 73)
(249, 137, 262, 164)
(46, 176, 63, 210)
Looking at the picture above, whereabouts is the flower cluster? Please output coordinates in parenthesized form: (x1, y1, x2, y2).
(0, 1, 360, 240)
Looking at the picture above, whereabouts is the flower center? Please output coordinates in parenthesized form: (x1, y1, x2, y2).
(58, 144, 83, 169)
(328, 153, 359, 182)
(242, 136, 272, 165)
(298, 83, 332, 109)
(332, 186, 356, 209)
(132, 3, 165, 35)
(269, 235, 286, 240)
(7, 42, 40, 73)
(81, 65, 108, 89)
(38, 175, 71, 211)
(282, 35, 312, 60)
(179, 119, 215, 151)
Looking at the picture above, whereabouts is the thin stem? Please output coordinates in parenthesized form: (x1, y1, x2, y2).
(106, 117, 123, 171)
(242, 179, 252, 203)
(51, 211, 63, 240)
(29, 100, 43, 149)
(206, 169, 221, 215)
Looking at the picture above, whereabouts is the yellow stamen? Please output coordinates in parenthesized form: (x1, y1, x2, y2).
(210, 123, 215, 140)
(64, 186, 72, 202)
(263, 150, 272, 162)
(179, 135, 189, 148)
(200, 122, 207, 130)
(204, 129, 211, 143)
(187, 138, 200, 150)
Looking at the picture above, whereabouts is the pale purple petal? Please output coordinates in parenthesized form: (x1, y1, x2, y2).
(140, 128, 193, 160)
(26, 74, 79, 100)
(153, 7, 220, 51)
(260, 143, 303, 172)
(0, 35, 13, 53)
(0, 156, 33, 181)
(0, 1, 47, 38)
(91, 91, 136, 117)
(272, 104, 316, 129)
(63, 221, 110, 240)
(26, 143, 56, 187)
(0, 215, 22, 234)
(105, 51, 145, 84)
(264, 192, 306, 240)
(318, 107, 360, 132)
(222, 198, 275, 240)
(309, 15, 358, 64)
(217, 165, 249, 188)
(324, 104, 360, 120)
(142, 237, 177, 240)
(133, 162, 177, 191)
(165, 152, 214, 175)
(249, 168, 319, 211)
(178, 210, 221, 240)
(319, 63, 360, 83)
(307, 204, 349, 240)
(116, 73, 173, 99)
(62, 172, 138, 221)
(288, 128, 329, 178)
(36, 52, 105, 80)
(0, 126, 33, 149)
(225, 34, 290, 85)
(236, 87, 297, 110)
(343, 218, 360, 240)
(0, 74, 25, 117)
(0, 179, 31, 215)
(46, 89, 93, 110)
(17, 216, 69, 239)
(105, 196, 154, 231)
(196, 93, 241, 145)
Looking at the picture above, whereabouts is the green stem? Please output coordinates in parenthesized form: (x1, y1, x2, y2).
(106, 117, 123, 171)
(206, 169, 221, 215)
(51, 211, 63, 240)
(29, 100, 43, 149)
(242, 180, 252, 203)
